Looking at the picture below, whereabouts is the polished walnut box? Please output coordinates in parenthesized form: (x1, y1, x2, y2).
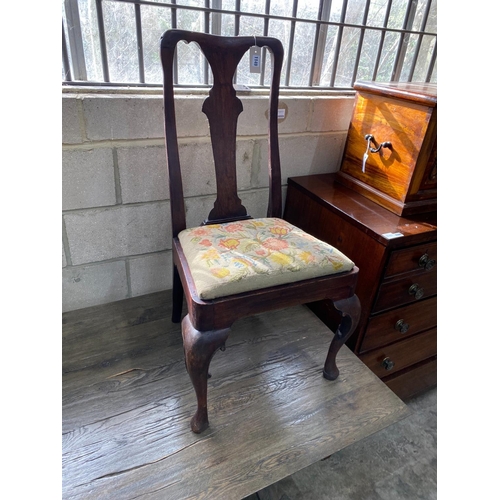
(335, 81, 437, 216)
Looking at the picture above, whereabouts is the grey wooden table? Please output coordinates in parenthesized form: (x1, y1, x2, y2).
(62, 291, 409, 500)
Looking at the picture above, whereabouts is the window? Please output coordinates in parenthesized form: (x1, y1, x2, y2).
(62, 0, 437, 89)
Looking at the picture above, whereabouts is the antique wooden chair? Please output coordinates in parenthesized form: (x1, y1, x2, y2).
(160, 29, 361, 433)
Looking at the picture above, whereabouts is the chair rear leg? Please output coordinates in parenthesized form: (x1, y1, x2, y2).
(172, 265, 184, 323)
(323, 294, 361, 381)
(181, 315, 231, 433)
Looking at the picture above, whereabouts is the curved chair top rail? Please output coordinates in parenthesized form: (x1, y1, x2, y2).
(160, 30, 284, 237)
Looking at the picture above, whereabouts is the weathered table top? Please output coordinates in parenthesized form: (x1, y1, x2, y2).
(62, 291, 409, 500)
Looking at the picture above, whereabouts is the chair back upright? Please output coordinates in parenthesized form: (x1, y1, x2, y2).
(160, 30, 284, 237)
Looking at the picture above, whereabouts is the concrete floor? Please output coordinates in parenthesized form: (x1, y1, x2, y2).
(248, 387, 437, 500)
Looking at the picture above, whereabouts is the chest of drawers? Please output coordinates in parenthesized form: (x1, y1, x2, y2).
(283, 174, 437, 400)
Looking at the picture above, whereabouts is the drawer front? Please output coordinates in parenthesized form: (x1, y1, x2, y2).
(341, 92, 434, 202)
(373, 271, 436, 313)
(385, 242, 437, 278)
(359, 327, 437, 378)
(383, 356, 437, 401)
(361, 297, 437, 352)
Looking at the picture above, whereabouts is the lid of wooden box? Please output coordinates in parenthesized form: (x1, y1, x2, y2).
(354, 81, 437, 107)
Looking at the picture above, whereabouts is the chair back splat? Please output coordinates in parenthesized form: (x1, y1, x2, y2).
(160, 29, 360, 434)
(161, 30, 283, 237)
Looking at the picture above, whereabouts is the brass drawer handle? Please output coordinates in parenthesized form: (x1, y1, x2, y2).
(395, 319, 410, 333)
(418, 253, 436, 271)
(382, 357, 395, 371)
(409, 283, 424, 300)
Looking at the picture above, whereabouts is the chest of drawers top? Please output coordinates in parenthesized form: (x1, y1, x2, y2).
(288, 174, 437, 250)
(336, 80, 437, 217)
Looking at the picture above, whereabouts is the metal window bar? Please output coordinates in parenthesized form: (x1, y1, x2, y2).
(135, 2, 145, 83)
(425, 40, 436, 82)
(309, 0, 332, 87)
(204, 0, 210, 85)
(171, 0, 178, 84)
(259, 0, 271, 86)
(232, 0, 241, 84)
(62, 0, 436, 89)
(62, 20, 72, 81)
(391, 0, 418, 81)
(64, 0, 87, 81)
(234, 0, 241, 36)
(95, 0, 110, 82)
(211, 0, 221, 85)
(284, 0, 299, 87)
(407, 0, 433, 81)
(212, 0, 222, 35)
(329, 0, 349, 87)
(350, 0, 371, 87)
(371, 0, 393, 81)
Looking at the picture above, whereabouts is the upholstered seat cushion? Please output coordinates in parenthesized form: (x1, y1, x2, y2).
(178, 217, 355, 300)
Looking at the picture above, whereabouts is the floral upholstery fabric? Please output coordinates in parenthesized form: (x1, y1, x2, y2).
(178, 217, 355, 300)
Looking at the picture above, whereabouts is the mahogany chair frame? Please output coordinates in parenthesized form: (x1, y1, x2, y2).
(160, 29, 361, 433)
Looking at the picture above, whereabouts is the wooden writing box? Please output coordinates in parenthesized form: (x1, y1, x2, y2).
(335, 81, 437, 217)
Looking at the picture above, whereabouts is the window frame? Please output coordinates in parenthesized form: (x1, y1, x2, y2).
(62, 0, 437, 90)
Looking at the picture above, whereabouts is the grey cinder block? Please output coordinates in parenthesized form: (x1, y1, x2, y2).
(62, 96, 84, 145)
(64, 203, 171, 265)
(63, 148, 116, 210)
(62, 261, 128, 312)
(129, 251, 173, 297)
(83, 95, 164, 141)
(118, 146, 169, 204)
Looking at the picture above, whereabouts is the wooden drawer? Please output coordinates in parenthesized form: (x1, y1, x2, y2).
(361, 297, 437, 353)
(373, 270, 436, 313)
(385, 242, 437, 278)
(359, 327, 436, 378)
(383, 356, 437, 400)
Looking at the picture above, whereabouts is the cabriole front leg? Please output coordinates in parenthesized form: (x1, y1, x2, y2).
(323, 295, 361, 381)
(181, 315, 231, 433)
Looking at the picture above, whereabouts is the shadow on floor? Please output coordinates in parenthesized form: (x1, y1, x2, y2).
(248, 387, 437, 500)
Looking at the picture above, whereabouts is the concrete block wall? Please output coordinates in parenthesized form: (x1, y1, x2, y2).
(62, 91, 355, 312)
